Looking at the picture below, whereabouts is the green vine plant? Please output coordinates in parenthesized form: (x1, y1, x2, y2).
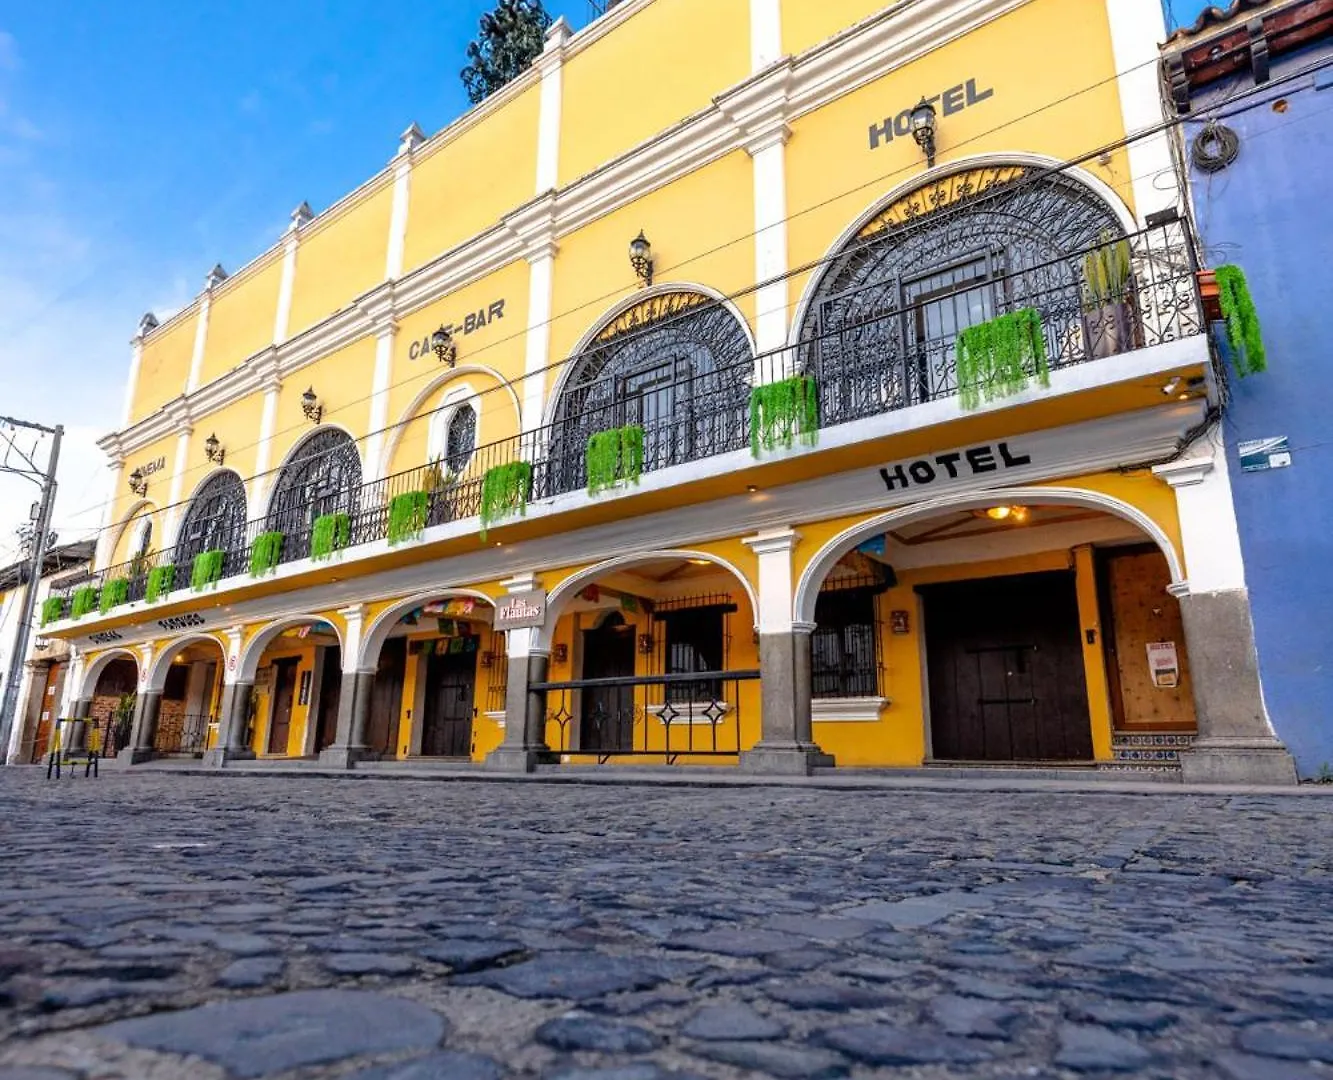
(146, 564, 176, 603)
(311, 513, 352, 562)
(98, 577, 130, 615)
(70, 585, 99, 620)
(191, 549, 225, 592)
(955, 308, 1049, 410)
(586, 424, 645, 496)
(479, 461, 532, 540)
(387, 491, 429, 546)
(750, 375, 820, 457)
(249, 531, 285, 577)
(1081, 230, 1132, 310)
(1215, 264, 1267, 376)
(40, 596, 66, 627)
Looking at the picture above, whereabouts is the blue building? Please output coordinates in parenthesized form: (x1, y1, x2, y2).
(1164, 0, 1333, 777)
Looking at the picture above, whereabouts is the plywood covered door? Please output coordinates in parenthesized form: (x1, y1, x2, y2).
(923, 571, 1093, 762)
(1099, 548, 1197, 730)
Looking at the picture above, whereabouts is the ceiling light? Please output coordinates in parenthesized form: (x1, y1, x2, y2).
(1161, 376, 1184, 396)
(746, 485, 758, 493)
(985, 506, 1013, 520)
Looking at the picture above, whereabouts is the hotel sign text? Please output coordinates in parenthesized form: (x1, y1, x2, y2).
(879, 441, 1032, 493)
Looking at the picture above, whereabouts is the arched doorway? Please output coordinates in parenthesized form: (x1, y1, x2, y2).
(84, 654, 140, 758)
(795, 164, 1130, 424)
(238, 617, 346, 758)
(266, 428, 363, 563)
(147, 637, 227, 756)
(544, 291, 754, 496)
(176, 471, 248, 580)
(796, 492, 1195, 769)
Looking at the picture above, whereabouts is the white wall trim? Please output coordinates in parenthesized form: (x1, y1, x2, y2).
(145, 633, 226, 694)
(358, 587, 497, 670)
(535, 19, 569, 194)
(186, 289, 213, 394)
(237, 615, 346, 683)
(750, 0, 784, 72)
(273, 229, 301, 347)
(1153, 426, 1245, 593)
(122, 338, 145, 428)
(364, 323, 398, 482)
(78, 647, 141, 700)
(163, 428, 194, 549)
(812, 696, 889, 722)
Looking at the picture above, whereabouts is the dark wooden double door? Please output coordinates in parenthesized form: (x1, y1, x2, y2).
(923, 571, 1093, 763)
(580, 613, 636, 752)
(421, 643, 476, 758)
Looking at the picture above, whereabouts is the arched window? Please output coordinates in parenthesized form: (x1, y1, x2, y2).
(266, 428, 363, 560)
(798, 165, 1127, 425)
(445, 403, 477, 475)
(131, 517, 153, 559)
(546, 292, 753, 494)
(176, 471, 247, 572)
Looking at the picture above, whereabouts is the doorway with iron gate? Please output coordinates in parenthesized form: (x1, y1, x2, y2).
(420, 639, 478, 758)
(922, 571, 1093, 763)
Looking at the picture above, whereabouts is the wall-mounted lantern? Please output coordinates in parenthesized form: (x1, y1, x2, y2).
(553, 642, 569, 665)
(301, 387, 323, 424)
(637, 632, 654, 655)
(629, 231, 654, 287)
(127, 468, 148, 498)
(910, 97, 938, 167)
(431, 324, 457, 367)
(204, 432, 225, 465)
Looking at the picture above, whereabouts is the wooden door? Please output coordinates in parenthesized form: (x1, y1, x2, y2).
(1099, 548, 1197, 730)
(267, 658, 300, 755)
(314, 646, 342, 753)
(580, 613, 637, 752)
(923, 572, 1093, 762)
(365, 638, 407, 757)
(421, 643, 476, 757)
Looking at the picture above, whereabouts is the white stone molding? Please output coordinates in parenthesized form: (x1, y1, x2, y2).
(751, 0, 783, 72)
(163, 426, 194, 548)
(507, 194, 560, 435)
(812, 697, 889, 722)
(386, 126, 424, 282)
(94, 461, 127, 570)
(78, 647, 138, 701)
(363, 320, 398, 481)
(121, 318, 153, 429)
(259, 423, 365, 521)
(357, 588, 496, 670)
(146, 632, 226, 694)
(744, 528, 800, 634)
(338, 604, 366, 674)
(136, 643, 155, 692)
(236, 614, 347, 683)
(249, 350, 283, 510)
(1153, 427, 1246, 594)
(273, 206, 309, 347)
(536, 19, 570, 194)
(186, 287, 213, 395)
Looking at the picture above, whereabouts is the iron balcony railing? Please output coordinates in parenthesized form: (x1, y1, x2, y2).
(58, 219, 1202, 616)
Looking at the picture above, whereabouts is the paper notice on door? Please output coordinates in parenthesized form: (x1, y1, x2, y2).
(1146, 642, 1180, 689)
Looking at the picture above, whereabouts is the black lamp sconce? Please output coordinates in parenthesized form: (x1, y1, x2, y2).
(629, 231, 654, 287)
(301, 387, 323, 424)
(431, 324, 457, 367)
(127, 469, 148, 498)
(204, 433, 225, 465)
(910, 97, 938, 167)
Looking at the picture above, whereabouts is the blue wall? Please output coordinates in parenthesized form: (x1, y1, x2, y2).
(1186, 52, 1333, 776)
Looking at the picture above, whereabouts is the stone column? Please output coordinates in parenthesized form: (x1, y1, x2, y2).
(204, 680, 257, 768)
(126, 691, 162, 765)
(319, 606, 371, 769)
(740, 529, 834, 774)
(1155, 442, 1297, 785)
(485, 625, 553, 772)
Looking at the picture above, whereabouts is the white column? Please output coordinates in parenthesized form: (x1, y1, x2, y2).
(94, 458, 124, 571)
(521, 244, 557, 435)
(536, 20, 570, 193)
(386, 125, 424, 281)
(365, 322, 397, 480)
(54, 650, 84, 728)
(750, 0, 782, 72)
(222, 626, 244, 686)
(121, 314, 156, 427)
(749, 128, 791, 371)
(164, 424, 193, 548)
(250, 372, 282, 512)
(1106, 0, 1179, 221)
(340, 604, 367, 673)
(744, 527, 799, 634)
(186, 277, 220, 395)
(1153, 428, 1246, 594)
(273, 204, 311, 347)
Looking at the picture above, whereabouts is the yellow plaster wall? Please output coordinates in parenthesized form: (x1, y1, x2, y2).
(175, 395, 266, 510)
(131, 313, 198, 424)
(546, 151, 756, 406)
(109, 502, 163, 567)
(287, 184, 394, 339)
(558, 0, 750, 186)
(402, 88, 541, 275)
(113, 433, 183, 530)
(784, 0, 1133, 325)
(266, 337, 377, 471)
(782, 0, 891, 56)
(249, 640, 316, 757)
(198, 257, 283, 386)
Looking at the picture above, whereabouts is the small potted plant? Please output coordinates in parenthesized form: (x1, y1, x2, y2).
(1081, 231, 1136, 359)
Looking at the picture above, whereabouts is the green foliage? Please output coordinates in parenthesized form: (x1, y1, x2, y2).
(479, 461, 532, 539)
(749, 376, 819, 456)
(98, 577, 130, 615)
(1215, 264, 1267, 376)
(423, 458, 455, 493)
(40, 595, 66, 627)
(1081, 230, 1132, 309)
(191, 549, 225, 592)
(955, 308, 1049, 410)
(387, 491, 429, 546)
(586, 424, 645, 496)
(146, 564, 175, 603)
(311, 513, 351, 561)
(460, 0, 552, 105)
(249, 531, 284, 577)
(70, 585, 99, 620)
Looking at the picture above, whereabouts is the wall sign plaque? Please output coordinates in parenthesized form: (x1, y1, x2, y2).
(494, 590, 546, 631)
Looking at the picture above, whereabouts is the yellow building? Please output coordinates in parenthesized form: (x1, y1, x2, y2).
(43, 0, 1297, 783)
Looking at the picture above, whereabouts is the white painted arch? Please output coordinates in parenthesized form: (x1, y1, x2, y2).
(536, 548, 759, 651)
(168, 466, 248, 550)
(793, 485, 1186, 626)
(80, 648, 142, 700)
(377, 364, 522, 480)
(786, 152, 1139, 352)
(145, 633, 227, 693)
(259, 423, 364, 521)
(105, 499, 158, 567)
(237, 615, 346, 683)
(358, 588, 499, 670)
(540, 282, 759, 431)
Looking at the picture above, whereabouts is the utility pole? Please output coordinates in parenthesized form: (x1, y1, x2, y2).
(0, 418, 61, 763)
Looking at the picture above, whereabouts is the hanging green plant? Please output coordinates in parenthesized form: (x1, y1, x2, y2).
(40, 596, 66, 627)
(249, 531, 285, 577)
(586, 424, 645, 496)
(1215, 264, 1267, 376)
(70, 585, 99, 620)
(311, 512, 351, 561)
(955, 308, 1049, 410)
(191, 549, 225, 592)
(479, 461, 532, 539)
(749, 375, 820, 456)
(98, 577, 130, 615)
(387, 491, 429, 546)
(146, 564, 176, 603)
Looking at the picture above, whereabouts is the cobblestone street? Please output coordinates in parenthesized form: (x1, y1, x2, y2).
(1, 772, 1332, 1079)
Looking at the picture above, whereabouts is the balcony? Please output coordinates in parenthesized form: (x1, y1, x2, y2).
(48, 218, 1205, 629)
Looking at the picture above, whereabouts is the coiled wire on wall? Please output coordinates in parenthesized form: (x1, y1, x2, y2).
(1192, 121, 1241, 173)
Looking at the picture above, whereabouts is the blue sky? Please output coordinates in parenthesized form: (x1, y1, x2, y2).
(0, 0, 1217, 567)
